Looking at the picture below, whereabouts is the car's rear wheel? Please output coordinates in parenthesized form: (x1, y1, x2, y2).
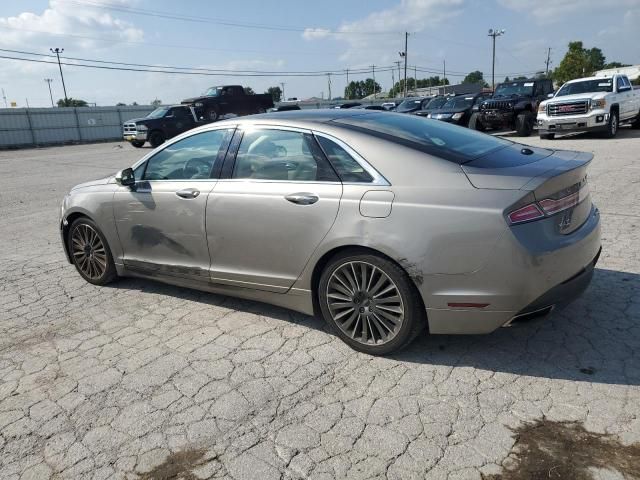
(469, 112, 485, 131)
(68, 218, 117, 286)
(206, 108, 219, 121)
(130, 140, 144, 148)
(539, 133, 555, 140)
(148, 130, 165, 148)
(318, 251, 425, 355)
(515, 111, 534, 136)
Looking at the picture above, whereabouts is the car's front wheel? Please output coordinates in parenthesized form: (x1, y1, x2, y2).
(130, 140, 144, 148)
(515, 111, 534, 136)
(68, 217, 117, 286)
(469, 112, 485, 131)
(318, 250, 425, 355)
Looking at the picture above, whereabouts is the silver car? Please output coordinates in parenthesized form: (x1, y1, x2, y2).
(60, 110, 601, 355)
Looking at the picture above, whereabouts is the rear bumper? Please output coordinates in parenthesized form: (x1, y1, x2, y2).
(424, 204, 601, 334)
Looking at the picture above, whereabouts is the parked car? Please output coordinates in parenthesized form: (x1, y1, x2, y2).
(62, 110, 600, 355)
(122, 105, 198, 148)
(269, 104, 302, 112)
(333, 102, 362, 109)
(471, 78, 554, 136)
(421, 93, 492, 127)
(395, 97, 430, 114)
(353, 105, 387, 111)
(182, 85, 274, 121)
(381, 102, 397, 110)
(537, 74, 640, 139)
(414, 96, 449, 117)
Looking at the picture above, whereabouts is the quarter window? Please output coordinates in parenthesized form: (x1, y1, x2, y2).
(143, 129, 231, 180)
(316, 136, 373, 183)
(232, 129, 337, 182)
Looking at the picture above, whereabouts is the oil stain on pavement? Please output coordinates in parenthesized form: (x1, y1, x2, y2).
(485, 419, 640, 479)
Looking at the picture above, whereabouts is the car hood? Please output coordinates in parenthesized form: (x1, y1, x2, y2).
(71, 174, 114, 191)
(124, 117, 148, 124)
(546, 92, 606, 103)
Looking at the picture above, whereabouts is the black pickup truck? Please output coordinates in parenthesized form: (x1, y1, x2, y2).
(182, 85, 274, 121)
(122, 105, 200, 148)
(469, 78, 554, 136)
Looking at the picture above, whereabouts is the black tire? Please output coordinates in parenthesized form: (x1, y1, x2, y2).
(318, 250, 426, 355)
(515, 111, 534, 136)
(469, 112, 485, 132)
(539, 133, 555, 140)
(206, 108, 219, 122)
(603, 110, 619, 138)
(68, 217, 117, 286)
(148, 130, 165, 148)
(631, 110, 640, 129)
(130, 140, 144, 148)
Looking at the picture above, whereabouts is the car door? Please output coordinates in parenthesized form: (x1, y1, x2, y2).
(113, 128, 234, 279)
(206, 126, 343, 292)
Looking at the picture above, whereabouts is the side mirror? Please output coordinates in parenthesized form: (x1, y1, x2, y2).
(547, 93, 554, 98)
(115, 167, 136, 187)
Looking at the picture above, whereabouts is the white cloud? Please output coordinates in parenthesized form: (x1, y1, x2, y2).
(302, 0, 465, 63)
(0, 0, 144, 50)
(499, 0, 640, 21)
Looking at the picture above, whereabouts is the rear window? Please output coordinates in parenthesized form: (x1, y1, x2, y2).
(331, 113, 511, 164)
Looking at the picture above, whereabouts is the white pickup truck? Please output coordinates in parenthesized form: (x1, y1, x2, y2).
(537, 74, 640, 139)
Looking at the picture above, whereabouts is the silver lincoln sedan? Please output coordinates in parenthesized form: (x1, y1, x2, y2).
(60, 110, 601, 355)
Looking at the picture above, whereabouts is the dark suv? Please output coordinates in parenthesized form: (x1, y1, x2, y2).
(470, 78, 554, 136)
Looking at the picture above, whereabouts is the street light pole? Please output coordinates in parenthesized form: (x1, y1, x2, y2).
(403, 32, 408, 97)
(44, 78, 54, 107)
(280, 82, 285, 102)
(50, 47, 68, 105)
(488, 29, 505, 91)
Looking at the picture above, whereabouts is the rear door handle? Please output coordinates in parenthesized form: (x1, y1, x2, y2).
(176, 188, 200, 199)
(285, 192, 319, 205)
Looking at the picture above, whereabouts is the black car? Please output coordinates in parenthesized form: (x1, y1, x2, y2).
(333, 102, 362, 109)
(422, 93, 493, 127)
(269, 104, 301, 112)
(471, 78, 554, 136)
(413, 96, 449, 117)
(395, 97, 430, 114)
(123, 105, 198, 148)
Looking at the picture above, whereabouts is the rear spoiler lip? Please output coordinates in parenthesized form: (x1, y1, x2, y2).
(519, 150, 593, 192)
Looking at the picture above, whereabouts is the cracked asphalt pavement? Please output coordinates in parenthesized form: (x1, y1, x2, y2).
(1, 129, 639, 479)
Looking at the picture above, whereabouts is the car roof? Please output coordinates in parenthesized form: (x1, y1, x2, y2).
(233, 108, 374, 125)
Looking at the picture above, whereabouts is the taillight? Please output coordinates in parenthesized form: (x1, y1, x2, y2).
(508, 204, 545, 224)
(508, 183, 589, 225)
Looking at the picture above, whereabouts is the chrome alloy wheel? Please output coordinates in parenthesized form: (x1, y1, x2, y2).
(326, 261, 405, 345)
(71, 224, 107, 280)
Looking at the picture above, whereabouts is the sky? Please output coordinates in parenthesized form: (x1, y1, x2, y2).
(0, 0, 638, 107)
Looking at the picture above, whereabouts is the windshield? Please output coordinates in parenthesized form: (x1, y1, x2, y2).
(396, 98, 423, 112)
(424, 97, 447, 109)
(556, 79, 613, 96)
(332, 113, 511, 164)
(203, 87, 222, 96)
(494, 82, 534, 97)
(442, 96, 474, 109)
(146, 107, 169, 119)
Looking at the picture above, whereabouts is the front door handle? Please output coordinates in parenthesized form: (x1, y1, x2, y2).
(285, 192, 319, 205)
(176, 188, 200, 199)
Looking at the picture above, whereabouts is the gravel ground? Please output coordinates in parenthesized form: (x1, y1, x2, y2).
(1, 128, 639, 480)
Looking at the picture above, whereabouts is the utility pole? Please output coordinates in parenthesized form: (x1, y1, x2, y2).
(403, 32, 408, 97)
(50, 47, 68, 105)
(394, 61, 401, 97)
(391, 69, 395, 95)
(280, 82, 285, 102)
(414, 65, 417, 91)
(370, 65, 376, 98)
(545, 47, 552, 76)
(326, 73, 332, 101)
(488, 29, 505, 91)
(1, 88, 7, 108)
(345, 68, 349, 84)
(44, 78, 54, 107)
(443, 59, 446, 95)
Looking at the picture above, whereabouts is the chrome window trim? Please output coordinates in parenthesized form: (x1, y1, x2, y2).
(312, 130, 390, 186)
(128, 125, 237, 182)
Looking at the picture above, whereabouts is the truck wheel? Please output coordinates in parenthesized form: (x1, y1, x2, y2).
(515, 111, 534, 136)
(539, 133, 555, 140)
(130, 140, 144, 148)
(469, 113, 485, 131)
(604, 111, 618, 138)
(206, 108, 219, 122)
(148, 130, 165, 148)
(632, 110, 640, 129)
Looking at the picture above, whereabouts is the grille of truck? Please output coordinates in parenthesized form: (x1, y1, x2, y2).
(547, 101, 589, 117)
(123, 123, 137, 133)
(481, 101, 513, 111)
